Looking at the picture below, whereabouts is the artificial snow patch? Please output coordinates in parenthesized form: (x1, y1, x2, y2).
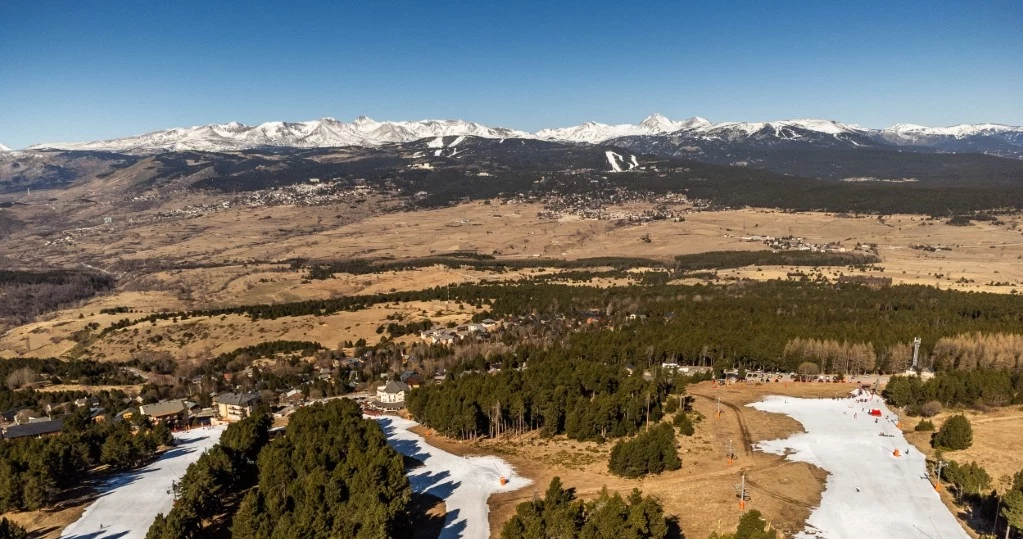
(61, 426, 226, 539)
(377, 416, 530, 539)
(427, 136, 445, 148)
(629, 154, 639, 170)
(605, 151, 623, 172)
(434, 149, 443, 157)
(449, 135, 466, 148)
(749, 394, 968, 539)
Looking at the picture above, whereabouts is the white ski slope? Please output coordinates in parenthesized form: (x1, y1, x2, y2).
(377, 416, 531, 539)
(61, 426, 225, 539)
(749, 393, 969, 539)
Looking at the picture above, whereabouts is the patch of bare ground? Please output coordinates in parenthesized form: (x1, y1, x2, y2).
(411, 381, 873, 538)
(1, 485, 95, 538)
(905, 406, 1023, 490)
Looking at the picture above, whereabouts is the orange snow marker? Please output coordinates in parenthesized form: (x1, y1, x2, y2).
(893, 448, 901, 457)
(499, 476, 508, 486)
(739, 499, 745, 510)
(934, 480, 942, 491)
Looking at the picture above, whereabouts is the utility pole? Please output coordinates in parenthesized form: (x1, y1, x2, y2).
(738, 473, 747, 509)
(716, 397, 722, 419)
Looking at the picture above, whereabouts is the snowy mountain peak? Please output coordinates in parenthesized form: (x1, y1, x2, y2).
(0, 143, 12, 152)
(640, 113, 673, 129)
(638, 113, 711, 132)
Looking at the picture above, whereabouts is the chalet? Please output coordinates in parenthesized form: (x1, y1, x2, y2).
(214, 392, 260, 421)
(2, 419, 64, 440)
(45, 402, 74, 416)
(283, 389, 305, 405)
(89, 408, 109, 422)
(189, 408, 218, 427)
(75, 396, 100, 409)
(140, 399, 189, 427)
(402, 374, 425, 389)
(375, 380, 410, 410)
(114, 407, 138, 423)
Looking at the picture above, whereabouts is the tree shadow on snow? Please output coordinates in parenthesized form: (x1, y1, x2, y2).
(410, 470, 462, 499)
(439, 508, 466, 539)
(61, 530, 130, 539)
(387, 436, 431, 464)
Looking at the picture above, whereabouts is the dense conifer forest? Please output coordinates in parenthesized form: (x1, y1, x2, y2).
(146, 413, 272, 539)
(229, 399, 411, 538)
(883, 370, 1023, 409)
(407, 351, 702, 441)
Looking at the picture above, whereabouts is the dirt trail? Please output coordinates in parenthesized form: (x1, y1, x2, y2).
(690, 391, 817, 510)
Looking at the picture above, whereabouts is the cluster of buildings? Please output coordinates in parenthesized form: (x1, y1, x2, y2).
(0, 391, 264, 440)
(419, 319, 502, 345)
(535, 190, 691, 222)
(736, 234, 847, 253)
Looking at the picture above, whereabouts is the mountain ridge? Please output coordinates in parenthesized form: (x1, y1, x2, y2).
(22, 114, 1023, 158)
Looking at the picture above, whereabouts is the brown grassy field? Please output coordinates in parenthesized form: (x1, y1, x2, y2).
(3, 198, 1023, 291)
(906, 407, 1023, 492)
(2, 299, 481, 361)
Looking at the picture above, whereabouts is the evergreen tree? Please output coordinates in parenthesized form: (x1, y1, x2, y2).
(1002, 489, 1023, 539)
(673, 412, 695, 436)
(608, 423, 680, 478)
(934, 415, 974, 450)
(0, 518, 29, 539)
(943, 460, 991, 502)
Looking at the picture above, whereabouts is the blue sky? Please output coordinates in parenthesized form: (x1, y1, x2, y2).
(1, 0, 1021, 148)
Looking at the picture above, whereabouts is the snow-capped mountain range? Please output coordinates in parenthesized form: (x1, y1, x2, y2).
(20, 114, 1023, 158)
(27, 117, 528, 154)
(0, 143, 13, 152)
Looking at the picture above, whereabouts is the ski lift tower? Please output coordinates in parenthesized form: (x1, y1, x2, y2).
(734, 473, 749, 509)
